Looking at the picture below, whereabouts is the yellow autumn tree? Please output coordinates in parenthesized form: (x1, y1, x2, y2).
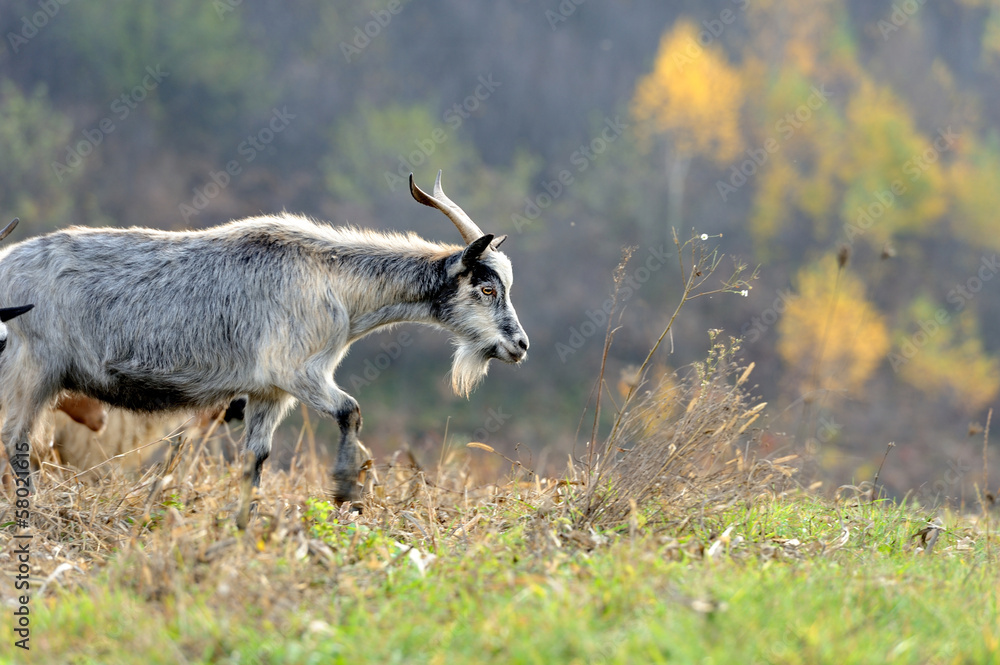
(838, 79, 949, 248)
(631, 19, 744, 227)
(950, 132, 1000, 252)
(739, 0, 863, 257)
(960, 0, 1000, 64)
(985, 4, 1000, 63)
(891, 299, 1000, 413)
(745, 67, 845, 255)
(631, 19, 744, 162)
(777, 256, 890, 397)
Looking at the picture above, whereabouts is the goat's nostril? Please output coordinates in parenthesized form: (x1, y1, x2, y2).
(517, 338, 529, 351)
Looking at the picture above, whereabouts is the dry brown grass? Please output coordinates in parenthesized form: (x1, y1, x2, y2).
(2, 419, 988, 664)
(571, 338, 798, 531)
(0, 362, 795, 617)
(0, 425, 567, 612)
(558, 232, 787, 531)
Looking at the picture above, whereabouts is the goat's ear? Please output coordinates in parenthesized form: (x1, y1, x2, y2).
(490, 235, 507, 251)
(461, 234, 494, 268)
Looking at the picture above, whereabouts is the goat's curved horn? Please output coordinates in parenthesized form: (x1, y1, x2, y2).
(410, 171, 485, 245)
(0, 218, 19, 243)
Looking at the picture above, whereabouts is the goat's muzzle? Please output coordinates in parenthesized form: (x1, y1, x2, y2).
(494, 335, 529, 364)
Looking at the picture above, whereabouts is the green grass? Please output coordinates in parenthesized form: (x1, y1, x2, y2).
(6, 492, 997, 665)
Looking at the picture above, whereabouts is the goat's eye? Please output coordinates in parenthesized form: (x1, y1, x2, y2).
(481, 286, 495, 296)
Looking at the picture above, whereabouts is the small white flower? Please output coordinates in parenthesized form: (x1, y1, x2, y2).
(740, 289, 749, 297)
(701, 233, 708, 240)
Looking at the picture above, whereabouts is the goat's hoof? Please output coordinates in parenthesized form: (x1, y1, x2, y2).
(331, 476, 359, 502)
(329, 487, 362, 513)
(330, 489, 358, 504)
(234, 500, 258, 530)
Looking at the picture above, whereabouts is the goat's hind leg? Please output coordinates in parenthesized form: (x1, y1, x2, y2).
(236, 394, 293, 529)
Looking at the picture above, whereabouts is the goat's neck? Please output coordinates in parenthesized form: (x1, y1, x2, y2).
(340, 252, 448, 341)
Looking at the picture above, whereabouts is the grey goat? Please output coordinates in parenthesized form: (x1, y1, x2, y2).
(0, 173, 528, 522)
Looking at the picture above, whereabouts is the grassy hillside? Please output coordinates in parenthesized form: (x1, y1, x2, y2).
(1, 243, 996, 663)
(1, 457, 995, 665)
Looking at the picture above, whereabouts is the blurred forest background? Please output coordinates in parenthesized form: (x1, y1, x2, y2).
(2, 0, 1000, 499)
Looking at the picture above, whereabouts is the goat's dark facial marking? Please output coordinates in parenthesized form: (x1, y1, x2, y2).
(0, 240, 34, 353)
(0, 304, 34, 323)
(0, 304, 34, 354)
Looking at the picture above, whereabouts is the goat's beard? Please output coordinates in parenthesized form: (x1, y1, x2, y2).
(450, 341, 491, 398)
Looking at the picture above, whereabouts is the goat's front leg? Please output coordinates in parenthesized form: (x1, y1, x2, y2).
(331, 396, 363, 503)
(1, 420, 37, 493)
(1, 375, 50, 493)
(291, 376, 363, 504)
